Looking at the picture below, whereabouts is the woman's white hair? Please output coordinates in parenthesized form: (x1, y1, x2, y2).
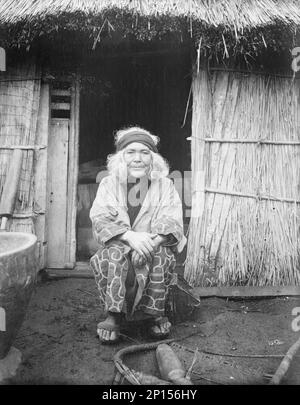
(107, 126, 169, 182)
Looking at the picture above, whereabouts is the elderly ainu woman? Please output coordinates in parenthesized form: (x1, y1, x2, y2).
(90, 127, 186, 343)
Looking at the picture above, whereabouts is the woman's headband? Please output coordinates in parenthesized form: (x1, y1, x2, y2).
(116, 131, 158, 153)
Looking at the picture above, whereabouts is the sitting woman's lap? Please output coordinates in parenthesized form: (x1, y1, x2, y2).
(90, 240, 176, 316)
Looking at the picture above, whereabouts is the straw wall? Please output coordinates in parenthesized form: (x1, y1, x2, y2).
(0, 61, 41, 233)
(185, 70, 300, 287)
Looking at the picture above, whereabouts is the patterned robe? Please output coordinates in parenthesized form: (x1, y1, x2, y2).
(89, 174, 186, 319)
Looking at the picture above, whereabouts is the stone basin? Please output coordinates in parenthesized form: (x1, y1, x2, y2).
(0, 232, 37, 359)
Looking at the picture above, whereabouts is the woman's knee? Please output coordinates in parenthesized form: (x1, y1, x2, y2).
(94, 240, 130, 262)
(155, 245, 176, 260)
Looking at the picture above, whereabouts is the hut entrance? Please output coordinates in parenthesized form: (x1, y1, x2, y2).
(76, 49, 192, 263)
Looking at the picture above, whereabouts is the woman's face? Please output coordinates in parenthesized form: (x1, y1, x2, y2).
(123, 142, 152, 178)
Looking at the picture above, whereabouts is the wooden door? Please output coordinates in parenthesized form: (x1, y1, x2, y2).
(46, 119, 69, 268)
(45, 77, 79, 269)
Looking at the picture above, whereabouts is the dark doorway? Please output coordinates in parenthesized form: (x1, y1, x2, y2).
(77, 49, 192, 261)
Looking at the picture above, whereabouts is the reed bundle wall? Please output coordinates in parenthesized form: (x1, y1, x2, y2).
(185, 69, 300, 287)
(0, 62, 41, 233)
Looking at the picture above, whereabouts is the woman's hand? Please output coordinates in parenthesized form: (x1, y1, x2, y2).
(120, 231, 157, 260)
(132, 251, 147, 267)
(152, 234, 169, 249)
(152, 234, 163, 249)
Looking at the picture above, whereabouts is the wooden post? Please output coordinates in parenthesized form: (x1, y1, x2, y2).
(33, 82, 50, 269)
(184, 72, 209, 284)
(65, 74, 80, 268)
(191, 286, 300, 297)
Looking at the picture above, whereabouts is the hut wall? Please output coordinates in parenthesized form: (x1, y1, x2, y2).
(185, 69, 300, 287)
(0, 61, 49, 267)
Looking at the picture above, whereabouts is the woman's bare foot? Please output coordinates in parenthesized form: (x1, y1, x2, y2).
(149, 316, 171, 338)
(97, 312, 121, 343)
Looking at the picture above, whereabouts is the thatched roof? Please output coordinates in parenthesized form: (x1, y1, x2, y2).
(1, 0, 300, 28)
(0, 0, 299, 62)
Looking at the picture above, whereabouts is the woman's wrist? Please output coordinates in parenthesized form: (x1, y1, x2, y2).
(119, 230, 133, 243)
(155, 234, 167, 245)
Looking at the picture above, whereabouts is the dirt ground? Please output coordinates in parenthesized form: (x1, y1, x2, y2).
(4, 276, 300, 385)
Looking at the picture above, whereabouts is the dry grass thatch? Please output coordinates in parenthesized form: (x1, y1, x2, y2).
(0, 0, 298, 61)
(0, 0, 300, 29)
(184, 69, 300, 287)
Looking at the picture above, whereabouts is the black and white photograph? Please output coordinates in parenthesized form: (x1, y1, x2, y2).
(0, 0, 299, 392)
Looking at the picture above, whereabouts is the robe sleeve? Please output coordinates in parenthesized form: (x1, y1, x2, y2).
(89, 177, 131, 246)
(151, 178, 186, 251)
